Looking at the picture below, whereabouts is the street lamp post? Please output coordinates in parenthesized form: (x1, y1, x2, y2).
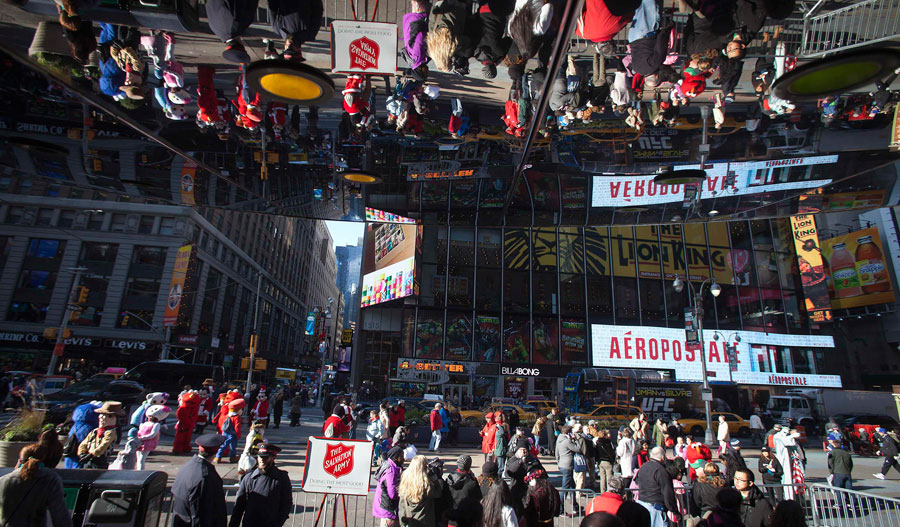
(713, 332, 742, 383)
(673, 276, 721, 448)
(46, 267, 88, 376)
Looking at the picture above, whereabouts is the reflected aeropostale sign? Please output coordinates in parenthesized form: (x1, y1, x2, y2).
(590, 324, 841, 388)
(331, 21, 397, 75)
(591, 155, 837, 207)
(302, 438, 373, 495)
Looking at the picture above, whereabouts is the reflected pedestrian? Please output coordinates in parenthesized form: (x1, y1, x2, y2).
(0, 431, 70, 527)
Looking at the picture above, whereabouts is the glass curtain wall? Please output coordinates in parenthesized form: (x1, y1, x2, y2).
(401, 219, 813, 367)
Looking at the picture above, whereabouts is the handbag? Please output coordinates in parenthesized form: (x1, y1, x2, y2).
(573, 453, 588, 473)
(62, 433, 79, 457)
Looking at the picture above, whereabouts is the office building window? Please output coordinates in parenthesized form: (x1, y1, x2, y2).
(138, 216, 155, 234)
(4, 207, 24, 224)
(159, 217, 176, 235)
(36, 208, 54, 226)
(110, 213, 127, 232)
(87, 211, 105, 230)
(57, 210, 75, 228)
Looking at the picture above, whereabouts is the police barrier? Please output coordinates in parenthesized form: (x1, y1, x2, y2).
(808, 483, 900, 527)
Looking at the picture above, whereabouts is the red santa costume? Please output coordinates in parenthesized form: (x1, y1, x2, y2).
(268, 102, 288, 141)
(172, 391, 201, 453)
(251, 389, 270, 427)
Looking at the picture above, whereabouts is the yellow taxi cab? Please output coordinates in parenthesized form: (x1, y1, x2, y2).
(679, 412, 752, 437)
(528, 399, 559, 415)
(460, 404, 538, 427)
(573, 405, 644, 428)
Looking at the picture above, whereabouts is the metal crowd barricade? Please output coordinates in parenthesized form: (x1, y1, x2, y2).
(800, 0, 900, 58)
(808, 483, 900, 527)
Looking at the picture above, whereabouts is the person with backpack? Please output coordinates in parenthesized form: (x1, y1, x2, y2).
(373, 447, 404, 527)
(873, 427, 900, 480)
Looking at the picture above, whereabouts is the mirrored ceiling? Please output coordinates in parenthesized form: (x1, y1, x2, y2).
(1, 0, 899, 227)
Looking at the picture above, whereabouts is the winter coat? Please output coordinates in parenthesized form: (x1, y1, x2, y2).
(398, 474, 443, 527)
(268, 0, 322, 43)
(721, 447, 747, 484)
(576, 0, 635, 43)
(634, 459, 678, 512)
(445, 471, 482, 527)
(482, 422, 497, 454)
(440, 408, 450, 433)
(430, 410, 443, 432)
(738, 485, 774, 527)
(367, 418, 386, 441)
(629, 30, 670, 76)
(373, 459, 402, 519)
(549, 74, 579, 112)
(681, 68, 712, 97)
(555, 434, 584, 470)
(323, 415, 349, 438)
(616, 436, 636, 476)
(828, 447, 853, 475)
(402, 12, 429, 69)
(504, 455, 530, 510)
(691, 481, 723, 516)
(524, 482, 562, 527)
(474, 10, 511, 64)
(595, 437, 616, 464)
(684, 11, 735, 55)
(733, 0, 771, 42)
(878, 433, 899, 457)
(206, 0, 260, 43)
(494, 426, 509, 458)
(429, 0, 471, 51)
(757, 455, 783, 485)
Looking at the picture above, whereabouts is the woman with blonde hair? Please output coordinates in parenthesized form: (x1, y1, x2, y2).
(692, 461, 726, 518)
(398, 455, 443, 527)
(0, 430, 70, 526)
(427, 0, 470, 72)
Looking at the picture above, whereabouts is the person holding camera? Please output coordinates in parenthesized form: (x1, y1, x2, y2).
(373, 447, 405, 527)
(555, 424, 586, 515)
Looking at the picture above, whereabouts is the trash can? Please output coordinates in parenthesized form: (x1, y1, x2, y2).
(0, 468, 168, 527)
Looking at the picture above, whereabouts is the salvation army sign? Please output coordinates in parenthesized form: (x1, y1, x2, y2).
(331, 21, 397, 75)
(323, 443, 354, 478)
(302, 437, 373, 495)
(591, 324, 842, 388)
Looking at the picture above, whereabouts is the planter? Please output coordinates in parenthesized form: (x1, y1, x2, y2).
(28, 21, 72, 58)
(0, 441, 32, 468)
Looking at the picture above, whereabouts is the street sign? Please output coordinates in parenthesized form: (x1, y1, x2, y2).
(53, 341, 65, 357)
(700, 389, 713, 402)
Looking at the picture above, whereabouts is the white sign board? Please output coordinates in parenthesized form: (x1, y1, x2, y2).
(590, 324, 842, 388)
(591, 155, 838, 207)
(302, 437, 374, 495)
(331, 20, 398, 75)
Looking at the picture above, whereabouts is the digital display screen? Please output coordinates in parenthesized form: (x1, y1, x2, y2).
(361, 210, 419, 307)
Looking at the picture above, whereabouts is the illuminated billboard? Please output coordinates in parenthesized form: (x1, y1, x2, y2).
(361, 212, 418, 307)
(821, 226, 895, 310)
(591, 324, 840, 388)
(591, 155, 837, 207)
(790, 215, 832, 323)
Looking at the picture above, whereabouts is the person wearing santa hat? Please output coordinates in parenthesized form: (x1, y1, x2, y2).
(251, 388, 270, 428)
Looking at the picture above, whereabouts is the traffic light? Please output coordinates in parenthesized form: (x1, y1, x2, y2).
(120, 312, 130, 327)
(77, 286, 89, 304)
(42, 328, 71, 339)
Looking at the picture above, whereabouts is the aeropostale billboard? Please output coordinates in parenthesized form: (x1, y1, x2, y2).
(591, 155, 837, 207)
(591, 324, 841, 388)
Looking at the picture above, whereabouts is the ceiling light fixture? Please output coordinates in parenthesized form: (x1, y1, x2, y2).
(653, 168, 707, 186)
(341, 170, 382, 185)
(245, 59, 335, 105)
(771, 47, 900, 101)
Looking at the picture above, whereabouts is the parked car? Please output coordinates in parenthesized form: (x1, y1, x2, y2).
(528, 399, 559, 415)
(572, 405, 644, 429)
(41, 378, 146, 424)
(679, 412, 751, 437)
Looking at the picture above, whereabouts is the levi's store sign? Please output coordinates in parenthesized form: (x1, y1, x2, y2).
(591, 155, 837, 207)
(591, 324, 841, 388)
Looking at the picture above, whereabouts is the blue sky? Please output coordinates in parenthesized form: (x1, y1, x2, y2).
(325, 220, 364, 248)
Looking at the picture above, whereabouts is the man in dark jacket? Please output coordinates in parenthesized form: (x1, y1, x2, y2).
(757, 446, 783, 503)
(473, 0, 512, 79)
(171, 434, 227, 527)
(545, 408, 563, 455)
(206, 0, 260, 63)
(634, 447, 678, 520)
(874, 427, 900, 479)
(446, 455, 482, 527)
(229, 444, 293, 527)
(721, 439, 747, 483)
(505, 446, 539, 515)
(733, 468, 773, 527)
(267, 0, 324, 61)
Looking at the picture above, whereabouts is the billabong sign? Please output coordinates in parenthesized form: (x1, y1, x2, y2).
(501, 366, 541, 376)
(302, 437, 373, 495)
